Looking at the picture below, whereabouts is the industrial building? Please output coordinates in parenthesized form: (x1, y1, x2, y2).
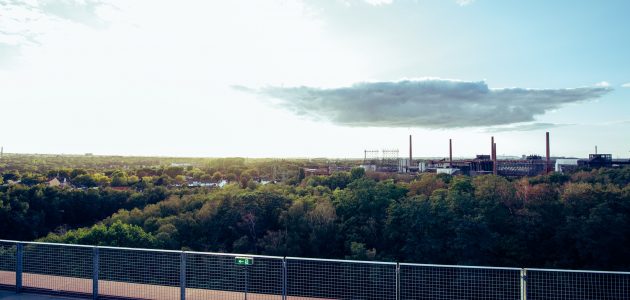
(362, 132, 629, 178)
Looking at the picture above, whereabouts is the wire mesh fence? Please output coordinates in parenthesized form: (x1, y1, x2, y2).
(1, 239, 630, 300)
(399, 263, 521, 300)
(286, 257, 396, 300)
(21, 242, 93, 297)
(526, 268, 630, 300)
(0, 241, 16, 288)
(186, 252, 283, 300)
(98, 246, 181, 299)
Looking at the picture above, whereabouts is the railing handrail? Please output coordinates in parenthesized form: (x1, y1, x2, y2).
(0, 239, 94, 249)
(526, 267, 630, 275)
(2, 239, 630, 275)
(285, 256, 397, 265)
(184, 250, 284, 260)
(399, 262, 521, 271)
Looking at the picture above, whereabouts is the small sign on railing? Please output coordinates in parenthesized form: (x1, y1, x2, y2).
(235, 256, 254, 266)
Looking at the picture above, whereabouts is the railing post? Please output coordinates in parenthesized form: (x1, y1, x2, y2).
(93, 247, 99, 300)
(395, 262, 400, 300)
(520, 268, 527, 300)
(16, 243, 23, 293)
(180, 251, 186, 300)
(282, 257, 287, 300)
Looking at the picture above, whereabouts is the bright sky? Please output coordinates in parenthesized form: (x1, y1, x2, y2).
(1, 0, 629, 158)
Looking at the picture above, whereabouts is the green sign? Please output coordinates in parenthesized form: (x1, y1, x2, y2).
(235, 256, 254, 266)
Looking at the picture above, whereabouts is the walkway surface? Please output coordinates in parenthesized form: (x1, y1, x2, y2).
(0, 290, 79, 299)
(0, 271, 330, 300)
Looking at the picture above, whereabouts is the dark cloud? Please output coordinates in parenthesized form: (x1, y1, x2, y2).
(484, 122, 572, 133)
(237, 79, 612, 128)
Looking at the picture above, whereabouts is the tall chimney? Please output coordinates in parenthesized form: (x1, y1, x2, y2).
(492, 142, 497, 175)
(409, 135, 413, 171)
(491, 137, 496, 175)
(546, 132, 550, 174)
(595, 145, 598, 155)
(449, 139, 453, 168)
(491, 136, 495, 161)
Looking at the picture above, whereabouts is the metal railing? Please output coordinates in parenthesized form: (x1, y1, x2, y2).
(1, 239, 629, 299)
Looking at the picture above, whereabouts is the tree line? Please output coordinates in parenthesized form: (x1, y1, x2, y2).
(0, 185, 168, 241)
(39, 167, 630, 271)
(1, 154, 358, 188)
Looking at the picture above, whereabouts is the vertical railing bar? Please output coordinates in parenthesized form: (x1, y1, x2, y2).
(16, 242, 23, 293)
(93, 246, 99, 300)
(520, 268, 527, 300)
(282, 256, 287, 300)
(244, 265, 249, 300)
(395, 262, 400, 300)
(180, 251, 186, 300)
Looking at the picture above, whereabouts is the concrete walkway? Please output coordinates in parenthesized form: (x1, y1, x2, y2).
(0, 290, 82, 299)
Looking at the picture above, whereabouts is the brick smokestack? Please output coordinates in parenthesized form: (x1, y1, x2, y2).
(491, 136, 495, 160)
(409, 135, 413, 170)
(492, 141, 497, 175)
(491, 137, 496, 175)
(449, 139, 453, 168)
(546, 132, 550, 174)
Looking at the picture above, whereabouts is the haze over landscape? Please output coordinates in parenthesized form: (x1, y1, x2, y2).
(2, 0, 629, 158)
(3, 2, 630, 299)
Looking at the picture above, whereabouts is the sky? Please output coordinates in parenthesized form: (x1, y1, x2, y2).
(1, 0, 629, 158)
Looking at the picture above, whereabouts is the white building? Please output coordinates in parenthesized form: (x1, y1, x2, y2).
(436, 168, 460, 175)
(555, 159, 579, 173)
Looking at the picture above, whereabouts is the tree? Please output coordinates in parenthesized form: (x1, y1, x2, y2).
(385, 195, 453, 263)
(200, 174, 212, 182)
(92, 173, 111, 187)
(408, 173, 447, 197)
(164, 166, 184, 178)
(20, 173, 46, 186)
(70, 169, 87, 178)
(41, 221, 161, 248)
(350, 167, 365, 181)
(127, 175, 140, 186)
(111, 171, 129, 187)
(73, 174, 97, 188)
(333, 178, 407, 256)
(325, 172, 351, 190)
(174, 175, 187, 185)
(211, 171, 223, 182)
(2, 170, 20, 182)
(225, 173, 237, 182)
(154, 175, 172, 186)
(297, 168, 306, 183)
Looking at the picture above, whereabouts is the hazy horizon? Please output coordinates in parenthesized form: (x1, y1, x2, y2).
(0, 150, 600, 161)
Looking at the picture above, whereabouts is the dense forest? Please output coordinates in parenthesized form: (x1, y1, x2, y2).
(1, 154, 630, 271)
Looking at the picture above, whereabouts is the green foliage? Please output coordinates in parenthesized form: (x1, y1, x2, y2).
(111, 171, 129, 187)
(0, 185, 168, 241)
(3, 153, 630, 270)
(350, 167, 365, 181)
(41, 221, 160, 248)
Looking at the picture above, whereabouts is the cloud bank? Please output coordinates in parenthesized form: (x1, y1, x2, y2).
(238, 79, 612, 128)
(622, 83, 630, 88)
